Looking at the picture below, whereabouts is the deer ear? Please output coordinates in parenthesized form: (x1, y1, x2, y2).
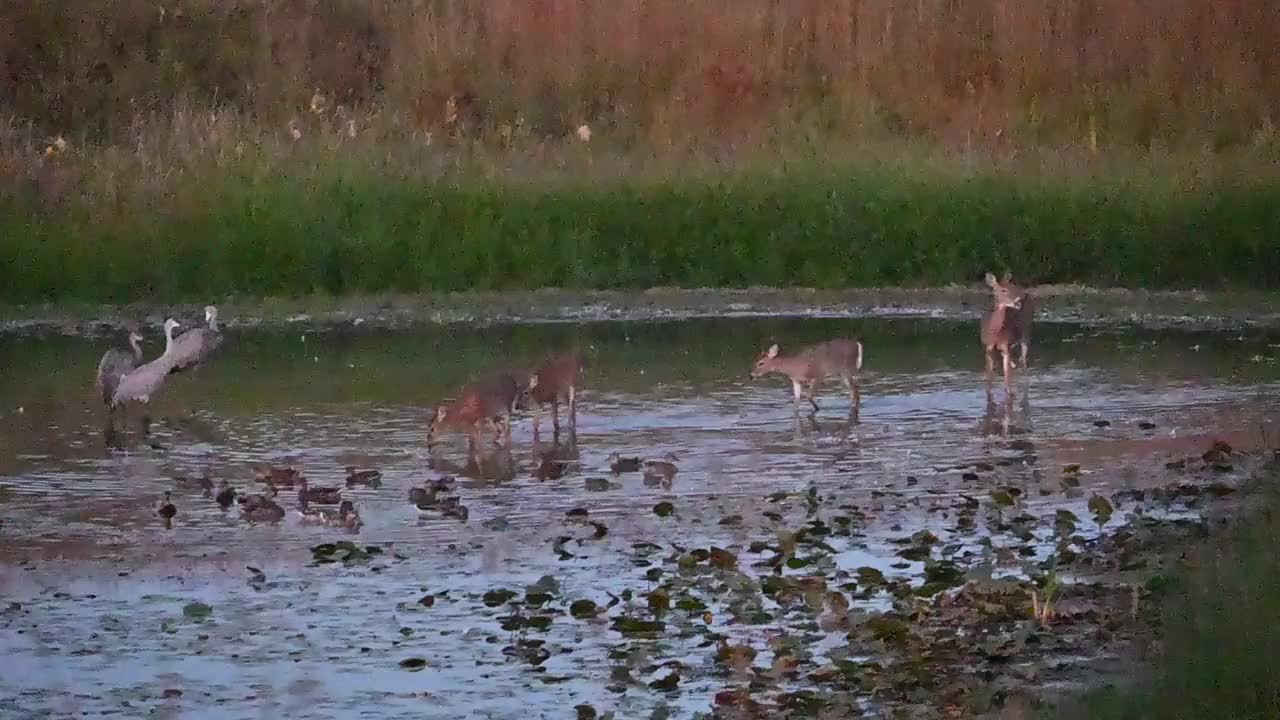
(767, 344, 779, 358)
(984, 272, 999, 288)
(1002, 270, 1013, 284)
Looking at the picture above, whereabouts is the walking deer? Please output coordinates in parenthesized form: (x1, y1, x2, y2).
(980, 271, 1034, 389)
(524, 351, 583, 435)
(750, 338, 864, 413)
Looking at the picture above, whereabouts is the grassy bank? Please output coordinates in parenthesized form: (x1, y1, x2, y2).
(1061, 463, 1280, 720)
(3, 150, 1280, 304)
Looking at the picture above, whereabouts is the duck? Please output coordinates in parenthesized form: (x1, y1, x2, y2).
(337, 500, 363, 532)
(253, 464, 305, 487)
(174, 473, 214, 496)
(238, 485, 280, 513)
(408, 476, 456, 506)
(536, 453, 570, 481)
(295, 498, 339, 526)
(297, 478, 342, 505)
(408, 485, 436, 506)
(345, 466, 383, 487)
(608, 452, 642, 474)
(643, 452, 680, 486)
(242, 499, 286, 524)
(156, 492, 177, 528)
(415, 493, 468, 523)
(214, 480, 237, 510)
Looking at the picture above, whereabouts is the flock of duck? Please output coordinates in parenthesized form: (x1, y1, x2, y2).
(96, 272, 1035, 533)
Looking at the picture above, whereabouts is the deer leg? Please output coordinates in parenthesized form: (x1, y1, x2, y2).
(985, 346, 996, 386)
(1020, 340, 1030, 369)
(568, 385, 577, 428)
(552, 398, 561, 433)
(791, 379, 804, 411)
(532, 402, 542, 436)
(1001, 347, 1013, 389)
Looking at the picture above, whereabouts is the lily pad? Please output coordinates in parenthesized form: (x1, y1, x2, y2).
(865, 615, 910, 643)
(570, 599, 600, 619)
(612, 616, 665, 637)
(1089, 494, 1114, 524)
(653, 501, 675, 517)
(649, 672, 680, 691)
(675, 596, 707, 613)
(399, 657, 427, 670)
(856, 567, 886, 585)
(709, 547, 738, 569)
(182, 602, 212, 620)
(483, 589, 517, 607)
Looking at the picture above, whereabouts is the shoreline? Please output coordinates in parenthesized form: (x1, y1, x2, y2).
(3, 285, 1280, 338)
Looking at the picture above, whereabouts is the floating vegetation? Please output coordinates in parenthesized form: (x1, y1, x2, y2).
(310, 541, 382, 565)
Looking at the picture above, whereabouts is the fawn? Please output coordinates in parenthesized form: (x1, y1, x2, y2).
(750, 338, 863, 412)
(980, 271, 1034, 388)
(523, 351, 583, 435)
(427, 371, 524, 447)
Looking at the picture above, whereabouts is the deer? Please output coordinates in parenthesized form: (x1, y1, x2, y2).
(523, 351, 583, 436)
(749, 338, 864, 413)
(427, 371, 525, 448)
(980, 271, 1034, 389)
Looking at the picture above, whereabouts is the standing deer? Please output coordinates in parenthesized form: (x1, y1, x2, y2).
(750, 338, 864, 414)
(980, 271, 1034, 389)
(524, 351, 583, 436)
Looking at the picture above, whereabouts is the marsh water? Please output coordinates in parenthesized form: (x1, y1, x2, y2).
(2, 315, 1279, 719)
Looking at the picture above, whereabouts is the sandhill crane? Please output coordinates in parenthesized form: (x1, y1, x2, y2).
(169, 305, 223, 375)
(111, 318, 182, 437)
(95, 325, 144, 430)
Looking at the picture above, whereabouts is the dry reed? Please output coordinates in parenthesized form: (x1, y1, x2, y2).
(4, 0, 1279, 151)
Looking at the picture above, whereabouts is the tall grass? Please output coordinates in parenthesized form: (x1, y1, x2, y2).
(1064, 467, 1280, 720)
(4, 1, 1280, 304)
(5, 0, 1280, 149)
(3, 150, 1280, 304)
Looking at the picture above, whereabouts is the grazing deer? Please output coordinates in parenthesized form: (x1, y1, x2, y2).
(524, 352, 583, 435)
(981, 271, 1034, 388)
(750, 338, 864, 413)
(427, 371, 524, 448)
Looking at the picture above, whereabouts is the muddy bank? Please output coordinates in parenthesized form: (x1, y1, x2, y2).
(3, 285, 1280, 338)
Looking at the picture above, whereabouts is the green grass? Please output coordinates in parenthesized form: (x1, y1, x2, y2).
(1063, 466, 1280, 720)
(4, 160, 1280, 304)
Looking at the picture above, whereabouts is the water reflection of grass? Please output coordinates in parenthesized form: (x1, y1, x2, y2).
(1064, 463, 1280, 720)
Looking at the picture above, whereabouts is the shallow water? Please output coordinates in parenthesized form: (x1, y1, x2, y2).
(2, 316, 1279, 718)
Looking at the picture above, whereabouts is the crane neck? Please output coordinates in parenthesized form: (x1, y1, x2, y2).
(206, 309, 219, 332)
(129, 334, 142, 359)
(163, 324, 177, 355)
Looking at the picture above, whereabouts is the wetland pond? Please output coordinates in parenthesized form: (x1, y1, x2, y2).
(2, 314, 1279, 719)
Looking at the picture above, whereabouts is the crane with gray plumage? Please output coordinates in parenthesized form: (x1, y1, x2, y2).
(168, 305, 223, 375)
(95, 324, 144, 408)
(111, 318, 182, 437)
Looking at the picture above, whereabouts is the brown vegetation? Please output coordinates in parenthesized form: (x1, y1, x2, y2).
(3, 0, 1279, 151)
